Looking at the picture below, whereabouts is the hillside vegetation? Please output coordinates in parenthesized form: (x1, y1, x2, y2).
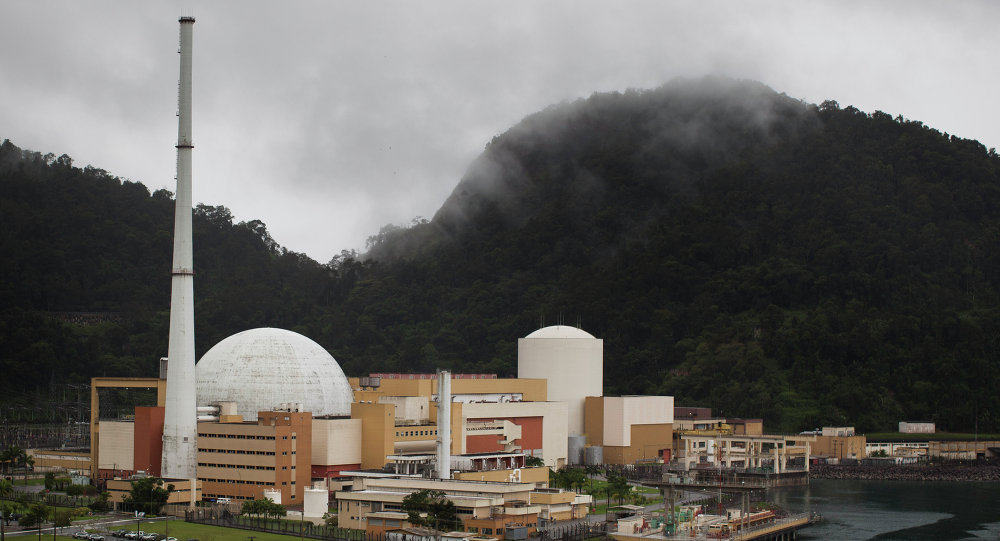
(2, 78, 998, 433)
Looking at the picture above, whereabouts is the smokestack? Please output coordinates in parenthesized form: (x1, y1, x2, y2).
(436, 370, 451, 480)
(161, 16, 198, 486)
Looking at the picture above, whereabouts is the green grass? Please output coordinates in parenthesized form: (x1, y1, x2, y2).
(865, 432, 1000, 441)
(109, 520, 312, 541)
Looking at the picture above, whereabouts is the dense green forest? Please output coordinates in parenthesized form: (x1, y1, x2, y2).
(2, 78, 998, 434)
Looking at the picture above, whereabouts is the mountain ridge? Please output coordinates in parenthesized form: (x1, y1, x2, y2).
(2, 77, 998, 433)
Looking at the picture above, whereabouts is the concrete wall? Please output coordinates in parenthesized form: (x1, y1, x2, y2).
(600, 396, 673, 447)
(379, 396, 430, 423)
(313, 418, 363, 466)
(352, 402, 396, 469)
(134, 406, 165, 476)
(98, 421, 134, 470)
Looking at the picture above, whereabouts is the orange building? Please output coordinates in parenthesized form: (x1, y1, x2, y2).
(196, 410, 312, 503)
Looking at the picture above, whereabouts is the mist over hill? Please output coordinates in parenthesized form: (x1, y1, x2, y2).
(2, 78, 999, 433)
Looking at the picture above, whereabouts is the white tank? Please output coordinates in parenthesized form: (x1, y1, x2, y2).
(518, 326, 603, 436)
(303, 487, 328, 519)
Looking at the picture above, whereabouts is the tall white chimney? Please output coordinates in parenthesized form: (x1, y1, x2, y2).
(436, 370, 451, 480)
(161, 16, 198, 486)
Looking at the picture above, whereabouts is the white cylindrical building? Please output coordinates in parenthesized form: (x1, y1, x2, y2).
(517, 325, 603, 437)
(161, 15, 198, 484)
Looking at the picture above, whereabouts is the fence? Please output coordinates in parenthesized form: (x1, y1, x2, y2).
(5, 490, 99, 509)
(538, 522, 610, 541)
(185, 509, 380, 541)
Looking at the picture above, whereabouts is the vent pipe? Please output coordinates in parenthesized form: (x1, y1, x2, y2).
(161, 16, 198, 487)
(436, 369, 451, 479)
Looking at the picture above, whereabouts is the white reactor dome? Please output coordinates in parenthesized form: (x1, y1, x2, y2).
(524, 325, 596, 339)
(196, 327, 354, 421)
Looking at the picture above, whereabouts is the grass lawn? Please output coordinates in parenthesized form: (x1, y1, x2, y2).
(107, 520, 313, 541)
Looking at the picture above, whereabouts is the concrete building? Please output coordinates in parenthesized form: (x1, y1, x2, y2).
(352, 374, 568, 469)
(928, 440, 1000, 460)
(336, 476, 588, 536)
(678, 434, 814, 473)
(584, 396, 674, 464)
(811, 427, 865, 460)
(196, 409, 312, 503)
(106, 477, 201, 510)
(865, 440, 929, 458)
(518, 326, 603, 437)
(899, 422, 936, 434)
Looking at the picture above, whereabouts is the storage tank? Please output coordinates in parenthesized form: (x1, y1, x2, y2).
(568, 435, 586, 465)
(518, 326, 603, 436)
(303, 487, 328, 520)
(585, 445, 604, 466)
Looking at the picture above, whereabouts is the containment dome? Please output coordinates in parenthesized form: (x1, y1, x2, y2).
(525, 325, 596, 339)
(196, 328, 353, 421)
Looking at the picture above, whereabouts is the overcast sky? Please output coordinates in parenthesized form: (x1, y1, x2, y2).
(3, 1, 998, 263)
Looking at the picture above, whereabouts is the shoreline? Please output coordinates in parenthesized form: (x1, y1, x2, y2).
(809, 462, 1000, 482)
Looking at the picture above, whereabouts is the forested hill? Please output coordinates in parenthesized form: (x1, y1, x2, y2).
(3, 77, 1000, 433)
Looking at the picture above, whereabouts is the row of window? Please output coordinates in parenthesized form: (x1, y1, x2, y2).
(199, 433, 276, 440)
(395, 429, 438, 437)
(202, 478, 276, 486)
(201, 449, 276, 455)
(198, 463, 279, 471)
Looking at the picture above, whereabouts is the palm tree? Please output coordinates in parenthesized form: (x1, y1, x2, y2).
(0, 447, 19, 478)
(17, 453, 33, 486)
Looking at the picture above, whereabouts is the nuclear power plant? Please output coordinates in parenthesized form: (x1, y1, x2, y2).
(28, 14, 820, 535)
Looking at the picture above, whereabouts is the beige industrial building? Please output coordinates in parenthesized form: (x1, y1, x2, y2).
(678, 434, 814, 472)
(810, 427, 866, 461)
(584, 396, 674, 464)
(337, 475, 590, 536)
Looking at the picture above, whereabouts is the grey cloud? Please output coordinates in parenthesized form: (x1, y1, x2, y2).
(2, 0, 998, 262)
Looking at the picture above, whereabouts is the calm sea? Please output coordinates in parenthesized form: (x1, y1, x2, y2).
(768, 479, 1000, 540)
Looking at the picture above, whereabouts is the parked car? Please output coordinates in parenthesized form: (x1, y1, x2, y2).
(88, 534, 105, 541)
(72, 533, 89, 540)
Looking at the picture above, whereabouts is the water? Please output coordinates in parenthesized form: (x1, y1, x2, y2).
(769, 479, 1000, 540)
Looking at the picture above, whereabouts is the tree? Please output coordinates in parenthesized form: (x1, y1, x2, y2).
(122, 477, 174, 515)
(88, 492, 110, 513)
(17, 453, 33, 486)
(0, 448, 19, 478)
(401, 490, 460, 532)
(240, 498, 285, 518)
(524, 456, 544, 467)
(52, 508, 71, 528)
(606, 473, 631, 506)
(18, 503, 47, 529)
